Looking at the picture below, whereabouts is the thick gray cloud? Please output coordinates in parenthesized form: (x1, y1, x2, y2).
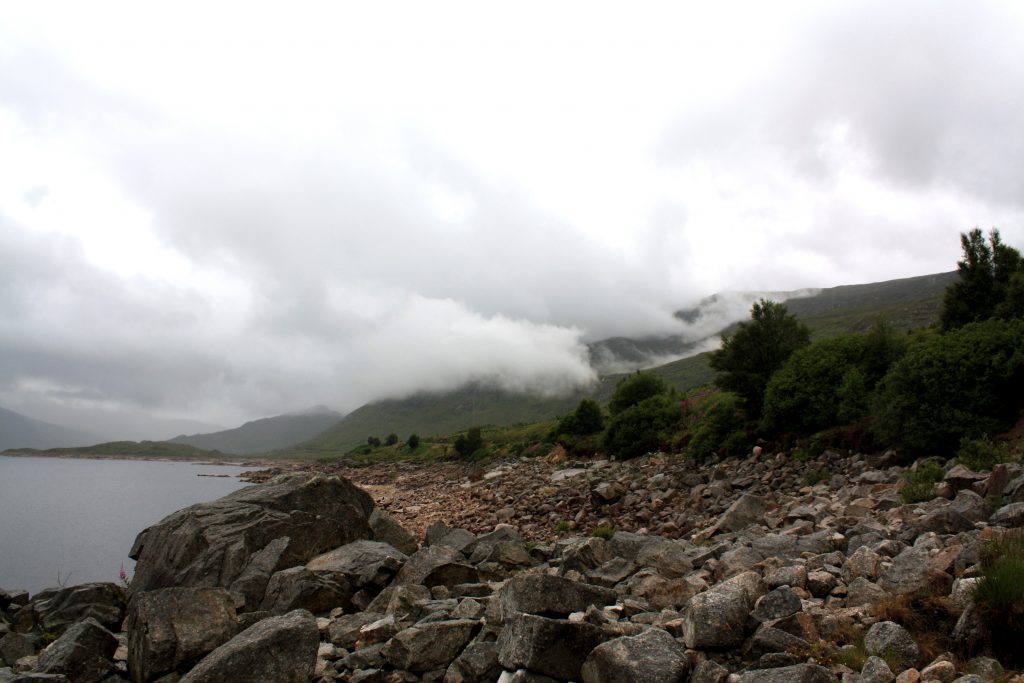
(1, 1, 1022, 433)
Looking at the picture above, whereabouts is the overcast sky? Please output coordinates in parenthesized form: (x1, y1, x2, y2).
(2, 0, 1023, 434)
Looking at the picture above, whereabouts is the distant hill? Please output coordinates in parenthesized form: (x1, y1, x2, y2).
(286, 271, 957, 456)
(0, 406, 101, 451)
(168, 406, 343, 454)
(6, 440, 227, 459)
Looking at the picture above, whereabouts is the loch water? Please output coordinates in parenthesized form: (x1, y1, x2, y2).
(0, 455, 250, 595)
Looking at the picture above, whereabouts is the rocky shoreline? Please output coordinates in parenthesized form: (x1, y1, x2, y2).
(2, 449, 1023, 682)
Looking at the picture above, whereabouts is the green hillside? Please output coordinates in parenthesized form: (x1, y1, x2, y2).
(288, 271, 957, 457)
(168, 407, 342, 454)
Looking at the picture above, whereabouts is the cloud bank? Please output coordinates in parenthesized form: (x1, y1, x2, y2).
(1, 1, 1022, 432)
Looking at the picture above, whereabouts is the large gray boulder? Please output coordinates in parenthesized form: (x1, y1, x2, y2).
(259, 567, 351, 615)
(306, 540, 407, 589)
(580, 628, 690, 683)
(877, 546, 952, 596)
(492, 574, 617, 625)
(178, 609, 318, 683)
(129, 474, 375, 606)
(715, 494, 767, 533)
(445, 641, 503, 683)
(863, 621, 919, 672)
(29, 584, 126, 636)
(379, 619, 479, 672)
(738, 663, 838, 682)
(682, 571, 765, 649)
(126, 587, 238, 683)
(392, 546, 478, 588)
(497, 614, 606, 681)
(34, 618, 117, 683)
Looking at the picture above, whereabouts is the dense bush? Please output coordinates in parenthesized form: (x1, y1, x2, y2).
(955, 435, 1011, 471)
(366, 436, 381, 447)
(552, 398, 605, 437)
(973, 530, 1024, 667)
(454, 426, 484, 458)
(385, 432, 399, 446)
(709, 299, 810, 417)
(608, 372, 669, 415)
(874, 318, 1024, 457)
(762, 323, 907, 434)
(682, 391, 749, 461)
(603, 394, 682, 460)
(406, 433, 420, 450)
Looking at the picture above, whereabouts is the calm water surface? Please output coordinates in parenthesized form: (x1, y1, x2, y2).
(0, 456, 250, 595)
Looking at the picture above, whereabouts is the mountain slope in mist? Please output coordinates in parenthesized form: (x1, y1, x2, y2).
(0, 406, 102, 451)
(168, 406, 343, 454)
(291, 271, 956, 455)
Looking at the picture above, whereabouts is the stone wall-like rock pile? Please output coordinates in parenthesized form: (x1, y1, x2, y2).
(2, 452, 1024, 683)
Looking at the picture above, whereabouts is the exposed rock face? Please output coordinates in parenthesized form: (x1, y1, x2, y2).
(28, 584, 126, 636)
(126, 587, 238, 683)
(34, 618, 116, 683)
(177, 609, 318, 683)
(580, 627, 689, 683)
(379, 618, 478, 671)
(129, 474, 375, 603)
(497, 614, 605, 681)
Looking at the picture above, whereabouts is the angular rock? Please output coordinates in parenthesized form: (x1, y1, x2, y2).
(30, 584, 126, 636)
(380, 619, 478, 672)
(690, 659, 729, 683)
(497, 614, 605, 681)
(738, 663, 838, 682)
(682, 571, 765, 649)
(715, 494, 767, 533)
(878, 546, 953, 596)
(126, 586, 238, 683)
(130, 474, 374, 601)
(493, 574, 617, 625)
(846, 578, 890, 608)
(178, 609, 318, 683)
(327, 612, 382, 649)
(864, 621, 919, 672)
(307, 540, 407, 590)
(750, 586, 802, 623)
(35, 618, 117, 683)
(444, 640, 502, 682)
(859, 656, 894, 683)
(580, 627, 689, 683)
(260, 566, 351, 614)
(393, 546, 478, 588)
(368, 508, 418, 555)
(1, 633, 39, 667)
(624, 571, 704, 611)
(989, 502, 1024, 527)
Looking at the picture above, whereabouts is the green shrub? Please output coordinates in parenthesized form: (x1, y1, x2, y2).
(683, 391, 748, 461)
(973, 530, 1024, 667)
(552, 398, 605, 439)
(385, 432, 399, 446)
(709, 299, 810, 417)
(454, 427, 484, 458)
(899, 462, 945, 504)
(591, 524, 615, 540)
(406, 434, 420, 450)
(608, 372, 669, 415)
(555, 520, 572, 533)
(763, 323, 906, 435)
(366, 436, 381, 447)
(603, 394, 682, 460)
(874, 318, 1024, 457)
(956, 435, 1011, 471)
